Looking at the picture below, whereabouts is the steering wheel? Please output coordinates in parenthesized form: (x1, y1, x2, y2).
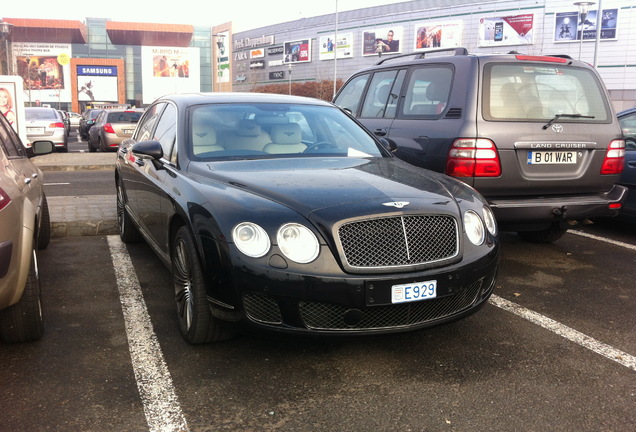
(304, 142, 340, 153)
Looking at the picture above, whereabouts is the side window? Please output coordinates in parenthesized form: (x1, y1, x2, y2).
(135, 102, 166, 142)
(153, 104, 177, 162)
(402, 66, 453, 117)
(620, 112, 636, 150)
(360, 70, 403, 119)
(0, 115, 23, 158)
(334, 74, 369, 115)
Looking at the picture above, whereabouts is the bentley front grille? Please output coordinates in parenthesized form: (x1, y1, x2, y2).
(338, 215, 458, 269)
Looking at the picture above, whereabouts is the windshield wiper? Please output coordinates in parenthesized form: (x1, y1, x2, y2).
(542, 113, 595, 130)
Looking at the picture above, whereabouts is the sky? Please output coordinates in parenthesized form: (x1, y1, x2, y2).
(3, 0, 404, 32)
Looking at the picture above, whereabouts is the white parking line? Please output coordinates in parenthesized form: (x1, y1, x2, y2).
(568, 229, 636, 251)
(489, 295, 636, 372)
(107, 235, 189, 432)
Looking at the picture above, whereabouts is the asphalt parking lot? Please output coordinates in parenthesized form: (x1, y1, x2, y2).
(1, 140, 635, 431)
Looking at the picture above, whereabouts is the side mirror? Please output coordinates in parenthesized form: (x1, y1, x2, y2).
(132, 140, 163, 160)
(29, 141, 54, 157)
(379, 137, 398, 153)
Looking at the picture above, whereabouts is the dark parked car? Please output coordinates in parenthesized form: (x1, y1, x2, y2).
(79, 108, 104, 141)
(0, 112, 53, 343)
(334, 48, 627, 243)
(116, 93, 499, 344)
(617, 108, 636, 220)
(88, 108, 144, 152)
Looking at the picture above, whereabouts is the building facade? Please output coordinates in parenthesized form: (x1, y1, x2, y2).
(1, 0, 635, 112)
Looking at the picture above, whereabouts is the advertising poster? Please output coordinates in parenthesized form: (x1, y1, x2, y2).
(479, 14, 534, 47)
(76, 66, 119, 102)
(362, 27, 403, 56)
(413, 21, 463, 51)
(12, 42, 72, 104)
(0, 81, 18, 132)
(319, 33, 354, 60)
(554, 8, 618, 42)
(215, 32, 230, 84)
(142, 46, 201, 104)
(283, 39, 311, 63)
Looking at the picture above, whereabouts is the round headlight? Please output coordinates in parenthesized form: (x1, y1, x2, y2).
(482, 206, 497, 236)
(464, 210, 485, 246)
(277, 223, 319, 264)
(232, 222, 270, 258)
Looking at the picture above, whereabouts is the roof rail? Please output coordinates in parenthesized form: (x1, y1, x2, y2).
(375, 47, 468, 65)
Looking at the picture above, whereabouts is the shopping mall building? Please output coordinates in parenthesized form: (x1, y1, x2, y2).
(1, 0, 634, 113)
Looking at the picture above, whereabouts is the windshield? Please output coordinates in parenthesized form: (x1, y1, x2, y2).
(484, 63, 611, 122)
(189, 103, 384, 160)
(107, 111, 143, 123)
(25, 107, 57, 120)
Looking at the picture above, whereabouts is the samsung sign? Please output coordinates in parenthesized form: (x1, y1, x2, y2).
(77, 66, 118, 76)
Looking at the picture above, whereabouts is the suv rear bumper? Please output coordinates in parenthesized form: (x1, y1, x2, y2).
(488, 184, 628, 229)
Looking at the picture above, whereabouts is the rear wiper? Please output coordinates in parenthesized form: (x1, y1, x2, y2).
(542, 113, 595, 130)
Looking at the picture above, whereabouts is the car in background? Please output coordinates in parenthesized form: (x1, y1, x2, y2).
(617, 107, 636, 221)
(116, 92, 499, 344)
(0, 112, 53, 343)
(88, 108, 144, 152)
(79, 108, 104, 141)
(25, 107, 68, 152)
(334, 48, 627, 243)
(57, 110, 70, 137)
(68, 112, 82, 130)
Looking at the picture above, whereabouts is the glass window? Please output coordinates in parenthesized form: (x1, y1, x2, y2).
(153, 104, 177, 161)
(135, 103, 166, 142)
(402, 66, 452, 117)
(334, 74, 369, 115)
(360, 70, 403, 119)
(0, 116, 22, 158)
(620, 111, 636, 150)
(188, 103, 383, 160)
(484, 63, 611, 122)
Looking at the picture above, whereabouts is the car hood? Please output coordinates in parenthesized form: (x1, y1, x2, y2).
(190, 157, 472, 222)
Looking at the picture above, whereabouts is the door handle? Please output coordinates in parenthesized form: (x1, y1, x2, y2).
(374, 128, 387, 137)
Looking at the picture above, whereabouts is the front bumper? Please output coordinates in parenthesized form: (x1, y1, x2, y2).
(214, 248, 499, 336)
(488, 184, 628, 230)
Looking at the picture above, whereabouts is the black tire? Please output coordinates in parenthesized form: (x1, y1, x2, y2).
(518, 223, 568, 244)
(172, 226, 233, 344)
(88, 139, 96, 152)
(0, 247, 44, 343)
(37, 194, 51, 250)
(117, 180, 142, 243)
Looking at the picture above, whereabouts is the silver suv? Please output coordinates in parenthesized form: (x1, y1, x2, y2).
(334, 48, 627, 242)
(0, 112, 53, 342)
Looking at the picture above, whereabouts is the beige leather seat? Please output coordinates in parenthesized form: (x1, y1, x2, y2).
(192, 120, 224, 155)
(264, 123, 306, 154)
(228, 119, 271, 151)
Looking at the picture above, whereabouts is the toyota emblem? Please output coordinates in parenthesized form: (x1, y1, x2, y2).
(551, 124, 564, 133)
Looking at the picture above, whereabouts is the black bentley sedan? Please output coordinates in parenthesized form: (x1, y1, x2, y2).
(115, 93, 499, 344)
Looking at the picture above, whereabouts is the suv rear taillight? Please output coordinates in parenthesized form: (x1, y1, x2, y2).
(103, 123, 115, 134)
(0, 187, 11, 211)
(600, 139, 625, 175)
(446, 138, 502, 177)
(49, 122, 65, 129)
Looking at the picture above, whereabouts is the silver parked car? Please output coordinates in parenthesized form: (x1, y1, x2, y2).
(25, 107, 68, 152)
(88, 108, 144, 152)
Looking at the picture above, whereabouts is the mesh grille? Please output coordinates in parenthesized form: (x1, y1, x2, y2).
(243, 293, 282, 324)
(300, 279, 484, 330)
(338, 215, 457, 268)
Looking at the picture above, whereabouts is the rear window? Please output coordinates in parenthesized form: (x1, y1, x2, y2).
(25, 108, 57, 120)
(107, 111, 143, 123)
(483, 63, 610, 122)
